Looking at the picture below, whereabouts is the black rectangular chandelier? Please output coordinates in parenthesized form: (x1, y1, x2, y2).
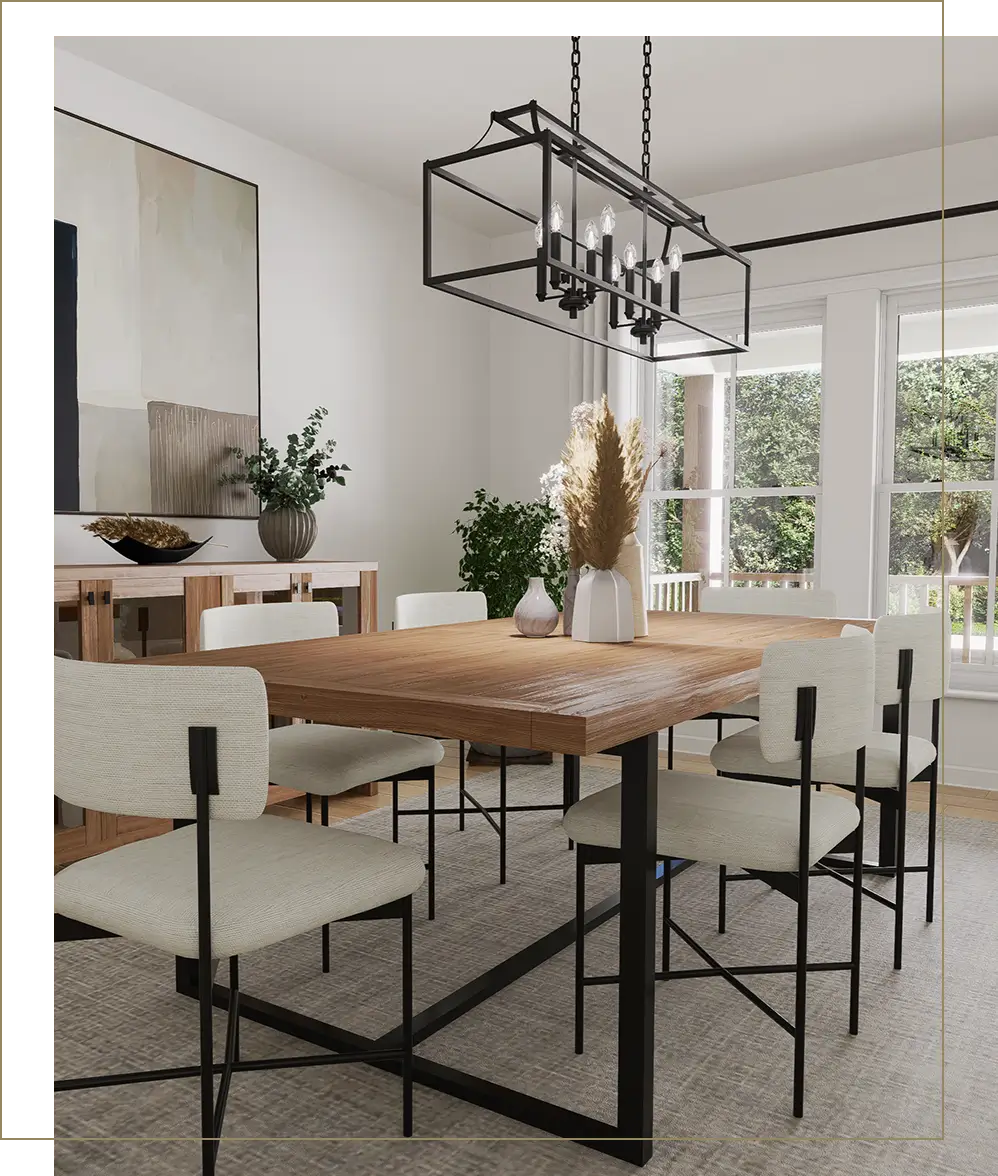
(423, 39, 751, 364)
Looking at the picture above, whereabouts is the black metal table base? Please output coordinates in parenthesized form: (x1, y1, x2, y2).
(177, 854, 690, 1165)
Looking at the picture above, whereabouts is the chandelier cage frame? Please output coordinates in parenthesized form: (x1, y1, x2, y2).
(422, 101, 752, 363)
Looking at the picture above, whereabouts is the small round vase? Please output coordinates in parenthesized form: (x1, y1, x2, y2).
(257, 506, 317, 561)
(514, 576, 559, 637)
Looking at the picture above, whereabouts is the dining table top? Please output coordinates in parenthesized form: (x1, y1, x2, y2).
(140, 610, 872, 757)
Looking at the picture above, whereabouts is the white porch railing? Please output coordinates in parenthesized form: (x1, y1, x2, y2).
(888, 573, 990, 664)
(648, 572, 701, 612)
(649, 569, 816, 611)
(710, 570, 815, 589)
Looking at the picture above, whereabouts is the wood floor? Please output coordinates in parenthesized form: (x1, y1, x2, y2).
(267, 740, 998, 825)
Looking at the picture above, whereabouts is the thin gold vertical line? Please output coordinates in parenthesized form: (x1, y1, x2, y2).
(939, 0, 946, 1143)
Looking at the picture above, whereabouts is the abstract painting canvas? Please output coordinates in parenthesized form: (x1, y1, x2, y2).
(54, 110, 260, 517)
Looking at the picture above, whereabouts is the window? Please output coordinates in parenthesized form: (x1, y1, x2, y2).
(644, 316, 823, 607)
(876, 287, 998, 686)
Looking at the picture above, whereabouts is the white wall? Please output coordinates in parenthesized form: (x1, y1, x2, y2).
(484, 136, 998, 785)
(55, 50, 492, 628)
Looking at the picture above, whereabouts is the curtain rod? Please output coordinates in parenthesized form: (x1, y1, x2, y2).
(685, 199, 998, 262)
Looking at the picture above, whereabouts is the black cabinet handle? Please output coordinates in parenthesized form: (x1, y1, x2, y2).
(86, 591, 95, 606)
(103, 591, 111, 605)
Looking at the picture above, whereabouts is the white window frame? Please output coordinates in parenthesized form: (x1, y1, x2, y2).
(873, 279, 998, 692)
(643, 303, 825, 596)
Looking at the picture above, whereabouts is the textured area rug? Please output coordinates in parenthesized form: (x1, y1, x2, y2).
(55, 763, 996, 1175)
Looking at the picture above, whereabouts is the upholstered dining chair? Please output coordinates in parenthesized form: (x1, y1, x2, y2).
(392, 591, 576, 887)
(564, 633, 873, 1119)
(661, 584, 838, 770)
(54, 658, 425, 1174)
(712, 610, 944, 969)
(200, 602, 443, 931)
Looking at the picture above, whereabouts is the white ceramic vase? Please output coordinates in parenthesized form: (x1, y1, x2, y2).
(571, 568, 635, 643)
(514, 576, 559, 637)
(613, 532, 649, 638)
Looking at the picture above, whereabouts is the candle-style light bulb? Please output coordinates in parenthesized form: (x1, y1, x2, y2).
(534, 219, 544, 248)
(669, 243, 683, 272)
(610, 255, 622, 283)
(623, 242, 638, 270)
(650, 257, 666, 284)
(599, 204, 616, 236)
(549, 201, 564, 234)
(584, 220, 599, 251)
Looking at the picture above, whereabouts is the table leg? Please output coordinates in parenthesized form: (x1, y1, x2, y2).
(616, 732, 658, 1163)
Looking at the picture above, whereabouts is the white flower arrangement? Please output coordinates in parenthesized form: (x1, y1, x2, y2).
(538, 461, 570, 568)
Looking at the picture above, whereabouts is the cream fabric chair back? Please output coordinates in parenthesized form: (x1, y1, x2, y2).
(55, 658, 270, 820)
(200, 601, 339, 650)
(842, 610, 949, 705)
(394, 591, 488, 630)
(758, 634, 874, 763)
(700, 586, 837, 618)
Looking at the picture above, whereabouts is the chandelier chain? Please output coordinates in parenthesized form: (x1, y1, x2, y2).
(570, 36, 581, 134)
(641, 36, 652, 181)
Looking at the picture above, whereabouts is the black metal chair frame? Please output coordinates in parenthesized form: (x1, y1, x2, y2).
(55, 725, 415, 1175)
(573, 687, 866, 1118)
(390, 743, 580, 910)
(714, 647, 940, 970)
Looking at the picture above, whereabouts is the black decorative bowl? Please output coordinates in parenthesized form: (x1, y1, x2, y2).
(100, 536, 212, 565)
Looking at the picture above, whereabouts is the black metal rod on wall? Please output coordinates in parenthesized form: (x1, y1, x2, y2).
(684, 200, 998, 262)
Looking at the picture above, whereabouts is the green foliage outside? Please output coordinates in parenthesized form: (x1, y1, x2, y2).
(454, 489, 566, 618)
(650, 353, 995, 634)
(650, 369, 820, 576)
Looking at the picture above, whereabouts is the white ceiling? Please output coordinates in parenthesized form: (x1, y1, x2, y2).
(56, 36, 998, 236)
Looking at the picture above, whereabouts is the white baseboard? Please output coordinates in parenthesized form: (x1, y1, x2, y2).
(670, 734, 998, 792)
(941, 763, 998, 791)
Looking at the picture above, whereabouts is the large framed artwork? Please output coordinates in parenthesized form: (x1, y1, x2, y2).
(54, 109, 261, 518)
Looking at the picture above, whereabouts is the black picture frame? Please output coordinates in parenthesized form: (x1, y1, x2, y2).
(53, 107, 262, 520)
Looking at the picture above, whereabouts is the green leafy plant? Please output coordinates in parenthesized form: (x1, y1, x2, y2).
(221, 406, 350, 510)
(455, 489, 567, 618)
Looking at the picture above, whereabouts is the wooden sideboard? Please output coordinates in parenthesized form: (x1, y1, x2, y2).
(54, 559, 378, 865)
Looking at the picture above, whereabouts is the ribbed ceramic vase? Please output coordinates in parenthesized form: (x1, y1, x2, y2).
(571, 568, 635, 643)
(257, 506, 317, 561)
(513, 576, 559, 637)
(613, 532, 649, 637)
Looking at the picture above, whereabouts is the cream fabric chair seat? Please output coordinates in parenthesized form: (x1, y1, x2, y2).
(561, 771, 860, 873)
(269, 726, 444, 794)
(710, 726, 936, 790)
(55, 815, 426, 959)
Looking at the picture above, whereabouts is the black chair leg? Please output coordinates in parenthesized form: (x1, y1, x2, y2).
(458, 740, 466, 832)
(926, 768, 938, 923)
(229, 957, 240, 1062)
(499, 745, 507, 885)
(305, 792, 313, 824)
(894, 794, 907, 970)
(401, 895, 414, 1137)
(850, 759, 865, 1036)
(793, 862, 809, 1119)
(667, 725, 674, 770)
(427, 768, 436, 921)
(321, 796, 330, 971)
(661, 858, 671, 974)
(391, 778, 399, 843)
(718, 865, 727, 933)
(199, 949, 215, 1174)
(574, 851, 585, 1054)
(716, 717, 723, 744)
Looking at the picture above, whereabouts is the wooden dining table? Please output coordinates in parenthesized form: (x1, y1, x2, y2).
(144, 609, 870, 1165)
